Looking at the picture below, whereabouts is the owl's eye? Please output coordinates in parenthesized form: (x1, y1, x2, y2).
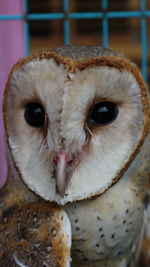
(24, 102, 45, 127)
(89, 101, 119, 126)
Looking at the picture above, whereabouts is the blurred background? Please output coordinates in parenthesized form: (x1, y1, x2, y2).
(29, 0, 149, 74)
(28, 0, 149, 81)
(0, 0, 150, 185)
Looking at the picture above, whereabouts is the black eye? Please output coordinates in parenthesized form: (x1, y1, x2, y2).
(89, 101, 119, 126)
(24, 102, 45, 127)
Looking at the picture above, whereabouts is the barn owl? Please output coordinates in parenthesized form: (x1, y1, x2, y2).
(1, 46, 150, 267)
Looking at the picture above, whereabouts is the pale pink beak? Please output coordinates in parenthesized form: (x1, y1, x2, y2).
(53, 152, 74, 197)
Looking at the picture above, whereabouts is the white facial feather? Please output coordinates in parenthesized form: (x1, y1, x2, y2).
(5, 57, 146, 205)
(60, 66, 143, 203)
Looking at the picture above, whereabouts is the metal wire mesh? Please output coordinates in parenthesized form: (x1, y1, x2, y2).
(0, 0, 149, 81)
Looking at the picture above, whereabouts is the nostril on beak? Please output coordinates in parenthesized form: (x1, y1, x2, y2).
(53, 155, 59, 165)
(53, 152, 74, 167)
(66, 159, 74, 167)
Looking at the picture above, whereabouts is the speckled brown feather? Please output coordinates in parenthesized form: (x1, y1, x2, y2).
(138, 238, 150, 267)
(0, 202, 70, 267)
(138, 183, 150, 267)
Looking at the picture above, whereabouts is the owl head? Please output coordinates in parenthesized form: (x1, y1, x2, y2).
(3, 46, 150, 205)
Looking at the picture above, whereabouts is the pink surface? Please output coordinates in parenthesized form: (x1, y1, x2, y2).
(0, 1, 25, 187)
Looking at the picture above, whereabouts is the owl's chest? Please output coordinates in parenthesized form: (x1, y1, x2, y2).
(65, 188, 145, 264)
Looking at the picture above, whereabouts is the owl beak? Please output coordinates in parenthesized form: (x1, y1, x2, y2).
(53, 152, 73, 197)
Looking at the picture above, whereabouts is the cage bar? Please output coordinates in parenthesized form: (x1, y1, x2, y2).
(63, 0, 70, 45)
(23, 0, 30, 56)
(102, 0, 108, 48)
(140, 0, 148, 81)
(1, 11, 150, 21)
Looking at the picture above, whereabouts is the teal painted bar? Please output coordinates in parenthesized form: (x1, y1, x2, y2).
(0, 15, 23, 20)
(23, 0, 30, 56)
(1, 11, 150, 21)
(102, 0, 108, 48)
(28, 13, 64, 20)
(68, 12, 103, 19)
(140, 0, 148, 81)
(106, 10, 150, 18)
(63, 0, 70, 44)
